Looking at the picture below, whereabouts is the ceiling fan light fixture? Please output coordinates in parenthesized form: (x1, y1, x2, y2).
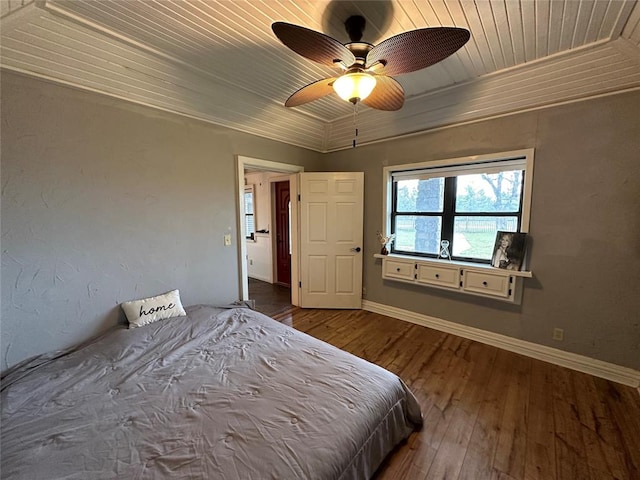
(333, 72, 376, 104)
(272, 18, 469, 111)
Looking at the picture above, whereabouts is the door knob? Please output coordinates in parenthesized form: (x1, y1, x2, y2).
(351, 247, 361, 252)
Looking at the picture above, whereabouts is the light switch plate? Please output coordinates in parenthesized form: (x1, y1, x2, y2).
(224, 234, 232, 246)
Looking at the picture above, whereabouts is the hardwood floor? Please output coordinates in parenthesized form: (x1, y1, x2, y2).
(248, 277, 292, 318)
(271, 307, 640, 480)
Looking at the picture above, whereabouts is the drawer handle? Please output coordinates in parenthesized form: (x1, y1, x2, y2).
(435, 274, 440, 279)
(482, 281, 488, 286)
(396, 267, 401, 272)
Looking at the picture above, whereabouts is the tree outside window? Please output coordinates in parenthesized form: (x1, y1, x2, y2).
(390, 157, 528, 264)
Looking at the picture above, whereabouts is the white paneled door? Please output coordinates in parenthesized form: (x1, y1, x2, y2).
(298, 172, 364, 309)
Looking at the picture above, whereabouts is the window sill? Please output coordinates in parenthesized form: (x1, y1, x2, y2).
(373, 253, 532, 278)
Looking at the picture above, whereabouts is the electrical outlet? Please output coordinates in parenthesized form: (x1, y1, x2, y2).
(553, 328, 564, 341)
(362, 286, 367, 297)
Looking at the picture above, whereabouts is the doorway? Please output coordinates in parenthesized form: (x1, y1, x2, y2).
(236, 156, 303, 308)
(275, 181, 291, 287)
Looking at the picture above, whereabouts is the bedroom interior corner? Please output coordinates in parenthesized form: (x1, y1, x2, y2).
(0, 4, 640, 472)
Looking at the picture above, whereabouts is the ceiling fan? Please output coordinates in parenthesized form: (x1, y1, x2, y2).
(272, 16, 470, 111)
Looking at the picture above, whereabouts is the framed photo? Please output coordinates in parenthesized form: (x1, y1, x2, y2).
(491, 231, 527, 271)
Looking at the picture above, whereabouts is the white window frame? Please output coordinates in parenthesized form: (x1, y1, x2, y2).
(244, 185, 256, 241)
(382, 148, 535, 264)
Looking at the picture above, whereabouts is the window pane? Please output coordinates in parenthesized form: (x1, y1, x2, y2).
(245, 214, 254, 237)
(455, 170, 523, 213)
(244, 191, 254, 214)
(396, 178, 444, 213)
(452, 216, 518, 259)
(393, 215, 442, 255)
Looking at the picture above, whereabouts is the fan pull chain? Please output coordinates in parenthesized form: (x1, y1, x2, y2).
(352, 102, 359, 148)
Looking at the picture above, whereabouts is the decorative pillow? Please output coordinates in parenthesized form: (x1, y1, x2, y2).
(121, 289, 186, 328)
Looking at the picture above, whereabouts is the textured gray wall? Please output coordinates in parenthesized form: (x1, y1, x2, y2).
(2, 70, 638, 372)
(1, 72, 321, 370)
(322, 91, 640, 370)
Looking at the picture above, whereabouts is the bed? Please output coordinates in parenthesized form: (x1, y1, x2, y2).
(1, 305, 422, 479)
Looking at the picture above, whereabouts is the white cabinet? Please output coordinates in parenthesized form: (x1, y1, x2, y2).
(378, 254, 531, 304)
(383, 258, 414, 281)
(416, 263, 459, 289)
(462, 270, 511, 299)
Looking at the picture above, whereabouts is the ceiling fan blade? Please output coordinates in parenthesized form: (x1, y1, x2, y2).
(272, 22, 356, 67)
(367, 27, 470, 76)
(284, 78, 338, 107)
(362, 76, 404, 111)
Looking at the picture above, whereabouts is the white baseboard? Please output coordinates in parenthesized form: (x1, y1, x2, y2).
(362, 300, 640, 388)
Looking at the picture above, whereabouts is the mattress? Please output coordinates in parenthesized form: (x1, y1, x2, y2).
(1, 305, 422, 479)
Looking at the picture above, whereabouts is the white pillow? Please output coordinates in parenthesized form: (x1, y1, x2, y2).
(121, 289, 186, 328)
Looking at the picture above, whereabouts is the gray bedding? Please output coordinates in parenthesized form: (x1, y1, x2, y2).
(1, 305, 422, 479)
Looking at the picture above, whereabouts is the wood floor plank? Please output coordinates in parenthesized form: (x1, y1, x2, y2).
(393, 327, 448, 386)
(494, 472, 519, 480)
(248, 277, 292, 317)
(429, 337, 474, 414)
(493, 354, 530, 478)
(422, 339, 495, 479)
(412, 342, 462, 450)
(412, 336, 476, 452)
(457, 349, 515, 480)
(551, 364, 592, 480)
(298, 309, 368, 349)
(252, 304, 640, 480)
(340, 313, 414, 364)
(524, 360, 557, 480)
(378, 433, 438, 480)
(381, 326, 434, 374)
(451, 340, 499, 421)
(573, 372, 628, 479)
(594, 378, 640, 478)
(424, 407, 474, 480)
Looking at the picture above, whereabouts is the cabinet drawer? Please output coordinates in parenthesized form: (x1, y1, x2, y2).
(383, 259, 415, 281)
(462, 270, 511, 298)
(416, 263, 459, 288)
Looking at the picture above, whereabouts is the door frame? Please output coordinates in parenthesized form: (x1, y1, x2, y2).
(236, 155, 303, 303)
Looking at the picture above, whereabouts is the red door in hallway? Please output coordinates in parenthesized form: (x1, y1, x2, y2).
(275, 181, 291, 287)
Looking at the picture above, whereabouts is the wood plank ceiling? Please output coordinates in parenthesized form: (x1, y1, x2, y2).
(2, 0, 640, 152)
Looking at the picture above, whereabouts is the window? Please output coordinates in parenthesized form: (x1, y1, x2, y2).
(384, 149, 534, 264)
(244, 186, 255, 239)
